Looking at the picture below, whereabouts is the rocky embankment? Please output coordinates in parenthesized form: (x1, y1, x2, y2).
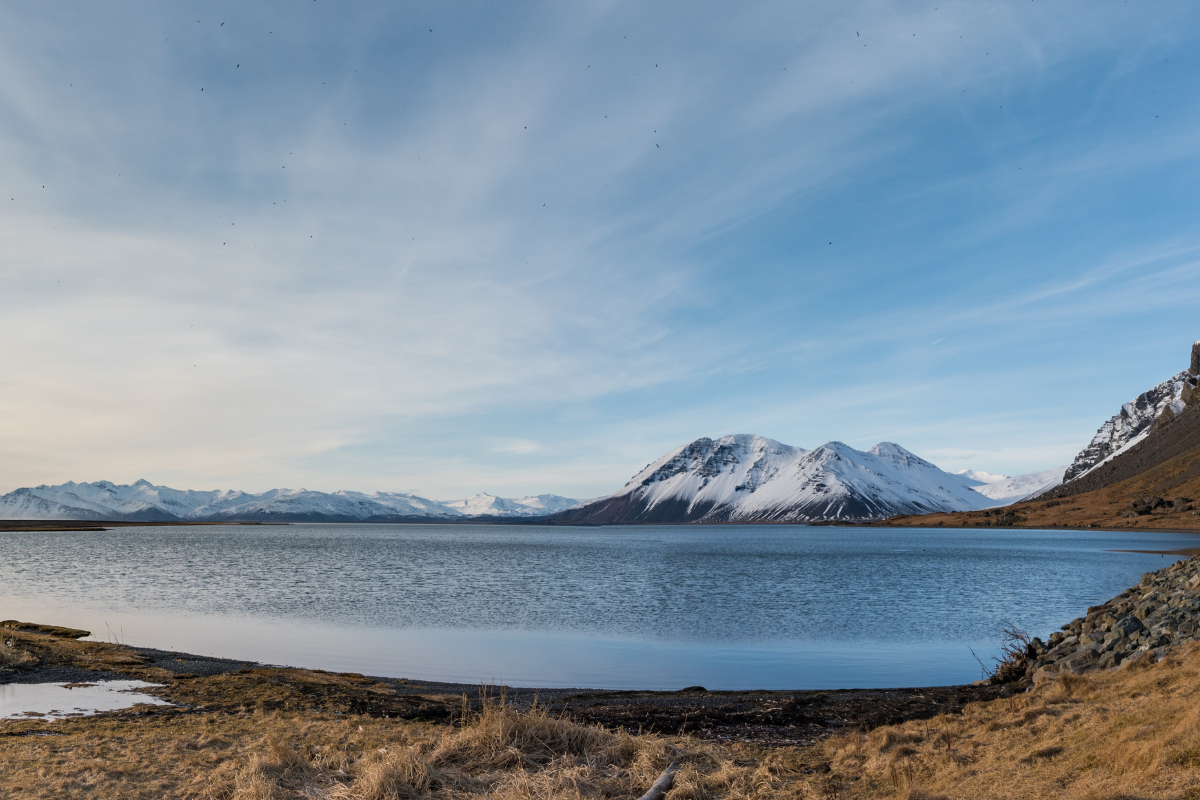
(1018, 555, 1200, 685)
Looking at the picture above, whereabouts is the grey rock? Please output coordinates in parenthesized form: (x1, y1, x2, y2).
(1059, 648, 1099, 674)
(1113, 617, 1146, 637)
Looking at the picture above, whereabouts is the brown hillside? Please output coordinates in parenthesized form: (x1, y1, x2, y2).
(887, 415, 1200, 532)
(1044, 388, 1200, 502)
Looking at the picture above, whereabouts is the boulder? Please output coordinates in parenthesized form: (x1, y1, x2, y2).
(1032, 664, 1060, 685)
(1120, 649, 1154, 669)
(1131, 497, 1166, 516)
(1058, 647, 1100, 675)
(1113, 616, 1147, 638)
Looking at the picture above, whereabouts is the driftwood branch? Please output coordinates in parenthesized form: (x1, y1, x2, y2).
(638, 763, 680, 800)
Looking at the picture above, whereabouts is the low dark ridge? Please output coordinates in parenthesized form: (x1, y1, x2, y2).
(548, 495, 718, 525)
(1047, 405, 1200, 500)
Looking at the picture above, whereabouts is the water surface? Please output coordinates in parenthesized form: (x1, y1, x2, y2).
(0, 680, 168, 720)
(0, 524, 1193, 689)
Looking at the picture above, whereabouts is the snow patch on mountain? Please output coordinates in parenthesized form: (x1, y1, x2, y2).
(445, 493, 577, 516)
(953, 466, 1067, 507)
(558, 434, 997, 524)
(0, 481, 577, 521)
(1065, 369, 1198, 482)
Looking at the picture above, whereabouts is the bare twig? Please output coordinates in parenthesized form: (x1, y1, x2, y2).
(638, 763, 680, 800)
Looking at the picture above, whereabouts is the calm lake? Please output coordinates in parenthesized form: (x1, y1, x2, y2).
(1, 523, 1194, 690)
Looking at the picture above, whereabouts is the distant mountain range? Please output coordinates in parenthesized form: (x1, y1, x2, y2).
(547, 435, 1063, 525)
(1, 445, 1067, 525)
(953, 467, 1068, 507)
(0, 481, 577, 522)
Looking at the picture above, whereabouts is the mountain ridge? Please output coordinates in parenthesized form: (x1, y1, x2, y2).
(548, 434, 1008, 524)
(0, 481, 578, 522)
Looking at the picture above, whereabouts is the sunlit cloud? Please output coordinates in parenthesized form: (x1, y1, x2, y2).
(1, 1, 1199, 495)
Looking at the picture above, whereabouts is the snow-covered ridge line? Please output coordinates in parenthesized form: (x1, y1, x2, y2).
(553, 434, 1062, 524)
(953, 467, 1067, 507)
(1064, 341, 1200, 484)
(0, 481, 577, 522)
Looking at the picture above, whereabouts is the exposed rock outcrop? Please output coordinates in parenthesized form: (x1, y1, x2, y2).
(1004, 556, 1200, 687)
(1063, 344, 1199, 483)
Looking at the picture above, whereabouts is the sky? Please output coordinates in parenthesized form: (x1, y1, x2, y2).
(2, 1, 1200, 500)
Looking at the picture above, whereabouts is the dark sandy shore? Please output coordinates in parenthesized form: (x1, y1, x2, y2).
(1, 630, 1010, 747)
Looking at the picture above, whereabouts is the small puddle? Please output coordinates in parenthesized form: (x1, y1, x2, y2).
(0, 680, 170, 720)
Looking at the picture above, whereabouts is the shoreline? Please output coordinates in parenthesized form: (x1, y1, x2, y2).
(7, 557, 1200, 796)
(0, 631, 1010, 747)
(6, 518, 1200, 534)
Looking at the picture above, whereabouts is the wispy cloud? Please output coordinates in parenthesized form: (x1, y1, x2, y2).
(1, 1, 1199, 494)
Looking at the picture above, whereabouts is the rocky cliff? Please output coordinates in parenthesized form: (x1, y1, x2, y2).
(1063, 341, 1200, 483)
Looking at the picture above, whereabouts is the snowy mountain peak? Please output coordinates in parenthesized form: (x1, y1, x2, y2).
(0, 480, 577, 522)
(554, 434, 996, 524)
(954, 466, 1067, 507)
(1065, 341, 1200, 483)
(443, 493, 577, 517)
(953, 469, 1007, 484)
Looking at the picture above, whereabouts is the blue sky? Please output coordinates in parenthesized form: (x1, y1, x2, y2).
(2, 0, 1199, 499)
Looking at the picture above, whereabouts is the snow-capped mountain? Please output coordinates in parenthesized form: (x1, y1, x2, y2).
(0, 481, 577, 522)
(444, 493, 577, 517)
(953, 467, 1067, 507)
(1064, 341, 1200, 482)
(550, 434, 995, 524)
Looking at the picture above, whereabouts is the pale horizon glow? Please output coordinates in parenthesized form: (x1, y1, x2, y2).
(2, 1, 1200, 498)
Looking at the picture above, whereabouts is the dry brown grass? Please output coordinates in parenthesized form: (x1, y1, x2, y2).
(10, 634, 1200, 798)
(885, 440, 1200, 533)
(0, 633, 39, 668)
(815, 644, 1200, 798)
(213, 698, 794, 800)
(0, 695, 800, 800)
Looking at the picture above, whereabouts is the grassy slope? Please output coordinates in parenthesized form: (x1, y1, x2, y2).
(6, 639, 1200, 798)
(816, 644, 1200, 799)
(886, 436, 1200, 533)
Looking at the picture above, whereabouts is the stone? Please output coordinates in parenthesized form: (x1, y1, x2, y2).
(1113, 617, 1146, 638)
(1132, 497, 1166, 516)
(1119, 650, 1149, 669)
(1032, 665, 1060, 685)
(1058, 648, 1099, 674)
